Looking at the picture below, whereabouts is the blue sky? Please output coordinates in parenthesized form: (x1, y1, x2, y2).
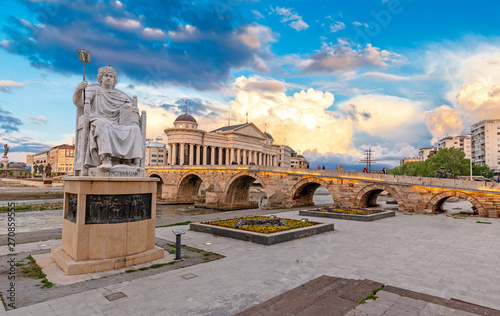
(2, 0, 500, 170)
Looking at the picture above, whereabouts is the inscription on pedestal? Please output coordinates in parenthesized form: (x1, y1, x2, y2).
(85, 194, 152, 224)
(65, 193, 78, 223)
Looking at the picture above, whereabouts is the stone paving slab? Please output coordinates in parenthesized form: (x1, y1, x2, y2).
(1, 211, 499, 315)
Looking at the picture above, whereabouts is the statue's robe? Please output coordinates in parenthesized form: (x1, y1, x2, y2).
(83, 84, 143, 167)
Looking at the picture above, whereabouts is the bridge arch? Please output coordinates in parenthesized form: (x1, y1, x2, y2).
(355, 184, 405, 210)
(223, 172, 268, 204)
(290, 177, 336, 207)
(426, 191, 485, 214)
(148, 173, 165, 199)
(176, 172, 209, 203)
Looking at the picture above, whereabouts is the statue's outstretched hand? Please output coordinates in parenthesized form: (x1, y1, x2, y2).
(77, 81, 88, 92)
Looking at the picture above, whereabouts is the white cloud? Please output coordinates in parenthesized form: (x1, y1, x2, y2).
(299, 39, 405, 73)
(26, 115, 48, 125)
(0, 40, 12, 49)
(230, 76, 353, 154)
(0, 80, 23, 92)
(104, 16, 142, 30)
(168, 25, 201, 41)
(274, 7, 309, 31)
(330, 22, 345, 33)
(239, 25, 276, 50)
(142, 27, 165, 40)
(252, 10, 264, 19)
(339, 94, 424, 139)
(361, 72, 410, 81)
(353, 21, 369, 28)
(424, 105, 463, 143)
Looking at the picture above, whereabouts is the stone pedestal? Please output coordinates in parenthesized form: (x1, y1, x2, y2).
(1, 156, 8, 169)
(51, 176, 164, 275)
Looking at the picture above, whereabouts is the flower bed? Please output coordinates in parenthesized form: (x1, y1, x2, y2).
(299, 207, 395, 222)
(203, 216, 319, 234)
(313, 207, 384, 216)
(190, 216, 334, 245)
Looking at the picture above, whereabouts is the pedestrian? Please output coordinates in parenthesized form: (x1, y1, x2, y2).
(382, 167, 387, 174)
(317, 164, 321, 169)
(363, 167, 368, 173)
(307, 164, 309, 169)
(496, 175, 500, 183)
(322, 165, 325, 170)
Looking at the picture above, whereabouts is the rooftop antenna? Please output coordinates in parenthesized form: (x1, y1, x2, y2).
(264, 123, 267, 133)
(185, 101, 188, 114)
(246, 111, 248, 124)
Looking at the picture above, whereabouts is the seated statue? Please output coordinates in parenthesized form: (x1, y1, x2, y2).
(73, 66, 143, 171)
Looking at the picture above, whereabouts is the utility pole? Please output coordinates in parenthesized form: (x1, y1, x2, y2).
(359, 147, 378, 172)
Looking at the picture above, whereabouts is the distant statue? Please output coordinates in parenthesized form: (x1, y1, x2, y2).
(45, 163, 52, 176)
(73, 65, 143, 171)
(3, 144, 8, 156)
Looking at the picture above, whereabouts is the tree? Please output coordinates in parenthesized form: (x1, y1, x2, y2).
(389, 148, 494, 178)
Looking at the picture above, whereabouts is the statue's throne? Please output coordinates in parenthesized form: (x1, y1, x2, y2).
(73, 95, 147, 176)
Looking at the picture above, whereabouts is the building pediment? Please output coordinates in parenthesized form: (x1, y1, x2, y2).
(230, 123, 267, 139)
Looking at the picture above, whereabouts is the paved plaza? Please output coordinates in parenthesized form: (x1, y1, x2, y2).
(1, 210, 499, 315)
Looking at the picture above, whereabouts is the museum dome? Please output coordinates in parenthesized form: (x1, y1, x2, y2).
(174, 113, 197, 123)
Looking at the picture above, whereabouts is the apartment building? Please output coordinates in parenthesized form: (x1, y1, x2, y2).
(418, 146, 437, 161)
(48, 144, 75, 175)
(145, 142, 168, 167)
(471, 119, 500, 172)
(437, 135, 471, 159)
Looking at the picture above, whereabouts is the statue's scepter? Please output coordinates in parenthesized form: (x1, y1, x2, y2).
(76, 48, 91, 101)
(75, 49, 91, 176)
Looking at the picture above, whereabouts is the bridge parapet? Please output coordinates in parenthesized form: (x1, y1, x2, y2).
(145, 166, 500, 217)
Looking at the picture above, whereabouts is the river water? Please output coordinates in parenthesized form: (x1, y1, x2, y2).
(0, 187, 474, 233)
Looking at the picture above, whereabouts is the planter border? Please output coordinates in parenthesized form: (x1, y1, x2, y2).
(298, 210, 395, 221)
(190, 222, 334, 245)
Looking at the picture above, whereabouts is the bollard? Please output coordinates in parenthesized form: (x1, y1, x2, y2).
(172, 230, 185, 260)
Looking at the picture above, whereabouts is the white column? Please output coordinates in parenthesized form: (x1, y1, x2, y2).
(189, 144, 194, 165)
(230, 148, 235, 164)
(225, 148, 230, 165)
(242, 150, 246, 165)
(259, 152, 262, 165)
(203, 146, 207, 165)
(218, 147, 223, 165)
(172, 143, 177, 165)
(211, 146, 215, 165)
(168, 144, 173, 165)
(236, 148, 241, 164)
(195, 145, 200, 165)
(179, 143, 185, 165)
(253, 151, 257, 164)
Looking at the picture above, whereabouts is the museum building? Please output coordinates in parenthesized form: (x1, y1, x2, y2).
(164, 113, 306, 168)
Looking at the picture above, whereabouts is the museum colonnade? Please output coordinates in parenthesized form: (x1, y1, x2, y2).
(167, 143, 278, 166)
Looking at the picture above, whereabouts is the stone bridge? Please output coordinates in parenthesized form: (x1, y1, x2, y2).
(146, 166, 500, 218)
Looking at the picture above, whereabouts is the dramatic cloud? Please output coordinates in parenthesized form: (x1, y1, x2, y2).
(1, 0, 275, 90)
(0, 108, 22, 133)
(298, 39, 404, 74)
(329, 22, 345, 33)
(273, 7, 309, 31)
(424, 105, 463, 143)
(229, 76, 353, 154)
(160, 98, 225, 118)
(0, 80, 23, 93)
(456, 81, 500, 123)
(339, 95, 424, 140)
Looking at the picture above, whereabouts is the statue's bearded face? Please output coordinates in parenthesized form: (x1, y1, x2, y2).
(97, 66, 118, 88)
